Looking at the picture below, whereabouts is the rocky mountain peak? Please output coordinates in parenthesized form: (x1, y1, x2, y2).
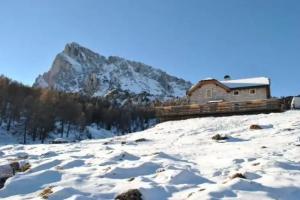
(34, 43, 192, 100)
(64, 42, 91, 55)
(62, 42, 106, 64)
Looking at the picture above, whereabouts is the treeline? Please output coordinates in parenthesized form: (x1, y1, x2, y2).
(153, 97, 189, 107)
(0, 76, 155, 144)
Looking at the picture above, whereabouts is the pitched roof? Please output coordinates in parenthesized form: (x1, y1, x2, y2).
(187, 77, 270, 96)
(187, 79, 231, 96)
(220, 77, 270, 89)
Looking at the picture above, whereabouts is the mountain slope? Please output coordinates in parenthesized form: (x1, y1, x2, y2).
(1, 111, 299, 199)
(34, 42, 192, 98)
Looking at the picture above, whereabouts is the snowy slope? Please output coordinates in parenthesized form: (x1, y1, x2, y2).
(33, 42, 192, 98)
(0, 111, 300, 199)
(0, 129, 18, 145)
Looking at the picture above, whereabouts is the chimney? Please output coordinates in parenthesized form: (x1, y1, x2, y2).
(224, 75, 231, 80)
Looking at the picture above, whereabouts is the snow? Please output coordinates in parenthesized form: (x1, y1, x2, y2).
(34, 75, 49, 89)
(0, 111, 299, 199)
(52, 138, 68, 143)
(220, 77, 270, 89)
(0, 129, 17, 145)
(0, 124, 115, 145)
(87, 126, 114, 139)
(291, 97, 300, 109)
(60, 53, 83, 73)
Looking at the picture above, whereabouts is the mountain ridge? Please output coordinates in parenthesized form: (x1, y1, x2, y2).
(34, 42, 192, 99)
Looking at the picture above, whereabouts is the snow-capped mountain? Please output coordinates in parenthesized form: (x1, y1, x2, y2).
(34, 42, 192, 98)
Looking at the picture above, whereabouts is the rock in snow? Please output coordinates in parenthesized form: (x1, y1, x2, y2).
(33, 42, 192, 99)
(0, 111, 300, 199)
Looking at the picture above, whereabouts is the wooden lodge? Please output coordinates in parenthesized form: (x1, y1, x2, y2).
(156, 76, 284, 122)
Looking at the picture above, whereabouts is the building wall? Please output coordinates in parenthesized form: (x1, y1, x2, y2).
(189, 83, 228, 104)
(189, 83, 268, 104)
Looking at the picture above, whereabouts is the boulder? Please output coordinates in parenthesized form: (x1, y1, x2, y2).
(115, 189, 143, 200)
(230, 173, 247, 179)
(0, 177, 9, 189)
(212, 134, 228, 141)
(0, 161, 31, 189)
(135, 138, 148, 143)
(250, 124, 263, 130)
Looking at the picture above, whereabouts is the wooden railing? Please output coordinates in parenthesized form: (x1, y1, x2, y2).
(155, 99, 284, 121)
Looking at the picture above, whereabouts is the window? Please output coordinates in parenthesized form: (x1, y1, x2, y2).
(249, 89, 256, 95)
(206, 89, 212, 98)
(233, 90, 239, 96)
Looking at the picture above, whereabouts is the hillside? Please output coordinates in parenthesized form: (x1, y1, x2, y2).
(34, 42, 192, 99)
(1, 111, 300, 199)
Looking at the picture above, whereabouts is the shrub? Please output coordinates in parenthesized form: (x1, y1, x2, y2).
(39, 186, 54, 199)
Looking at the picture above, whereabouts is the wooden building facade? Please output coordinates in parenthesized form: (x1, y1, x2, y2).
(187, 77, 271, 105)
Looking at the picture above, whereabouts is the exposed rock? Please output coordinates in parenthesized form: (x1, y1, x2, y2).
(19, 163, 31, 172)
(39, 186, 54, 199)
(250, 124, 263, 130)
(0, 177, 9, 189)
(128, 177, 135, 182)
(115, 189, 143, 200)
(135, 138, 148, 143)
(187, 192, 194, 198)
(0, 161, 30, 189)
(34, 42, 192, 104)
(212, 134, 228, 141)
(9, 161, 20, 174)
(230, 173, 247, 179)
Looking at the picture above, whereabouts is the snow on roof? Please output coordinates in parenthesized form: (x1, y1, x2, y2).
(187, 77, 270, 95)
(203, 77, 214, 80)
(220, 77, 270, 89)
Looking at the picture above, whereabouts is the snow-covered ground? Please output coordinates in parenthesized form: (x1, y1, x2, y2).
(0, 111, 300, 200)
(0, 124, 115, 146)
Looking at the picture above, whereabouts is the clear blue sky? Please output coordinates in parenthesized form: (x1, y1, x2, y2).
(0, 0, 299, 97)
